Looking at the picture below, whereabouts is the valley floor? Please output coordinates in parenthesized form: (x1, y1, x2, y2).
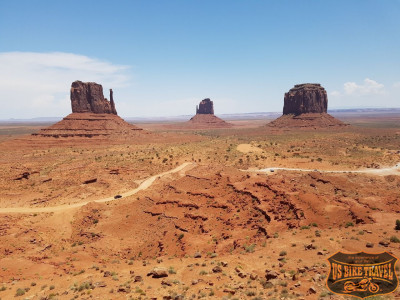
(0, 117, 399, 299)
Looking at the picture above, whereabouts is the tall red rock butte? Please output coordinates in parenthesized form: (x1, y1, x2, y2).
(33, 81, 143, 138)
(283, 83, 327, 115)
(267, 83, 347, 129)
(196, 98, 214, 115)
(71, 81, 117, 115)
(187, 98, 232, 128)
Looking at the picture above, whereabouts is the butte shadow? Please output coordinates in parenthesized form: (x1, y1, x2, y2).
(266, 83, 348, 129)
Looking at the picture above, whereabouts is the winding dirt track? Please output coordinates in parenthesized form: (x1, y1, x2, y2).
(0, 162, 195, 214)
(253, 163, 400, 176)
(2, 161, 398, 214)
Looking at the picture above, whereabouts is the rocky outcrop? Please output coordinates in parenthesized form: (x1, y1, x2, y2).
(167, 98, 232, 129)
(109, 89, 117, 115)
(266, 83, 348, 129)
(32, 80, 145, 138)
(283, 84, 327, 115)
(187, 98, 232, 128)
(196, 98, 214, 115)
(71, 81, 117, 114)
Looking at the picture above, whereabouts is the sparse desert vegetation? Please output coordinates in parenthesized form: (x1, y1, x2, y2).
(0, 113, 400, 299)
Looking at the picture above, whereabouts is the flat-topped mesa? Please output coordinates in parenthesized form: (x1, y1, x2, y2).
(266, 83, 348, 129)
(196, 98, 214, 115)
(283, 83, 327, 115)
(70, 80, 117, 115)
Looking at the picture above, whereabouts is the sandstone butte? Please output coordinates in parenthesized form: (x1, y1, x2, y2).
(70, 80, 117, 115)
(187, 98, 232, 128)
(267, 83, 348, 129)
(33, 80, 144, 138)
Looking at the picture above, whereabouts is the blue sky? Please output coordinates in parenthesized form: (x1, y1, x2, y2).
(0, 0, 399, 118)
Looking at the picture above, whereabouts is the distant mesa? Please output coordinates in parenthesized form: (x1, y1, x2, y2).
(33, 80, 144, 138)
(187, 98, 232, 128)
(267, 83, 348, 129)
(71, 80, 117, 115)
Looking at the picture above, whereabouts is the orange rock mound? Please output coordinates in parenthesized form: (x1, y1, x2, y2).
(187, 114, 232, 128)
(32, 113, 144, 138)
(266, 113, 348, 129)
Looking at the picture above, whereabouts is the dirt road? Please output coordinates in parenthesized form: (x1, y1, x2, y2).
(252, 163, 400, 176)
(0, 162, 195, 213)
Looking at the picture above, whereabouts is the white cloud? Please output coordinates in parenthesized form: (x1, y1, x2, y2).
(330, 90, 341, 97)
(0, 52, 131, 118)
(393, 82, 400, 88)
(343, 78, 385, 96)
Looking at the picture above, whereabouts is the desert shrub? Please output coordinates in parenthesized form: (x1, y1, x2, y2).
(15, 288, 25, 296)
(259, 279, 274, 289)
(396, 219, 400, 230)
(279, 281, 287, 287)
(245, 244, 256, 253)
(245, 290, 256, 296)
(390, 236, 400, 243)
(345, 222, 354, 228)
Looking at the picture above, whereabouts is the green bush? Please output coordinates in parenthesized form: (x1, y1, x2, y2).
(345, 222, 354, 228)
(15, 288, 25, 296)
(245, 244, 256, 253)
(396, 219, 400, 230)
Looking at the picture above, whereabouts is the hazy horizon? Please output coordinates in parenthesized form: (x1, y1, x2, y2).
(1, 107, 400, 123)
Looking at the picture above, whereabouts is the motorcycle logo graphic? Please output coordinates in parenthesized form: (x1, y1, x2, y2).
(327, 251, 398, 299)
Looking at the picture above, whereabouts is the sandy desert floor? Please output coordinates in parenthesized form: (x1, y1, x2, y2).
(0, 115, 400, 299)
